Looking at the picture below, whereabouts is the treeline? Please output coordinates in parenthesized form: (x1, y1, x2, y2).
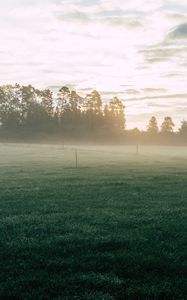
(0, 84, 125, 137)
(0, 84, 186, 144)
(128, 116, 187, 145)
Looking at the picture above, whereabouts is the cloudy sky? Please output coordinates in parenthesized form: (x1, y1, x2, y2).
(0, 0, 187, 129)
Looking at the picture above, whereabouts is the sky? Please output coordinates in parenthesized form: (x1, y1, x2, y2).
(0, 0, 187, 129)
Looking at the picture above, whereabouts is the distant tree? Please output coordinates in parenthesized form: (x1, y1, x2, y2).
(103, 103, 111, 127)
(2, 83, 183, 144)
(56, 86, 70, 126)
(69, 91, 82, 112)
(0, 84, 51, 132)
(161, 117, 175, 133)
(84, 90, 103, 129)
(40, 89, 53, 118)
(127, 127, 141, 144)
(55, 87, 85, 130)
(147, 116, 159, 134)
(20, 85, 39, 126)
(85, 90, 102, 115)
(109, 97, 125, 129)
(179, 120, 187, 139)
(0, 84, 21, 128)
(68, 91, 84, 128)
(26, 102, 49, 130)
(57, 86, 70, 112)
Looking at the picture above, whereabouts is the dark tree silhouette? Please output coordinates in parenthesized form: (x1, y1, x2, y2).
(109, 97, 125, 129)
(161, 117, 175, 133)
(147, 116, 159, 134)
(179, 120, 187, 140)
(0, 83, 185, 145)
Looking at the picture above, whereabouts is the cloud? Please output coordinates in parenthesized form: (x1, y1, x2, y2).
(54, 2, 144, 29)
(102, 17, 143, 28)
(140, 45, 187, 63)
(125, 89, 140, 94)
(166, 13, 187, 21)
(98, 0, 163, 13)
(142, 88, 168, 93)
(168, 23, 187, 39)
(0, 0, 187, 129)
(55, 11, 90, 23)
(147, 102, 170, 108)
(127, 93, 187, 101)
(140, 21, 187, 66)
(161, 72, 184, 78)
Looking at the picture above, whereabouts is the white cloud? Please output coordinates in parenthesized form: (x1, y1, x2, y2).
(0, 0, 186, 129)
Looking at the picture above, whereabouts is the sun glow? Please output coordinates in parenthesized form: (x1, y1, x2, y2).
(0, 0, 187, 129)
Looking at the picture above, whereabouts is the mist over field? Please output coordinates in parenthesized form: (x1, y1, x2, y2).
(0, 0, 187, 299)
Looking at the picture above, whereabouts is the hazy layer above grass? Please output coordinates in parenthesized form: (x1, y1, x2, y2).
(0, 144, 187, 299)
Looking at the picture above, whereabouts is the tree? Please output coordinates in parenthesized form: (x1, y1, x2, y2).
(0, 84, 21, 128)
(84, 90, 103, 129)
(68, 91, 83, 128)
(179, 120, 187, 139)
(161, 117, 175, 133)
(56, 86, 70, 126)
(56, 87, 84, 130)
(20, 85, 39, 126)
(147, 116, 159, 134)
(85, 90, 102, 115)
(40, 89, 53, 118)
(69, 91, 83, 112)
(109, 97, 125, 129)
(103, 104, 111, 127)
(0, 84, 50, 132)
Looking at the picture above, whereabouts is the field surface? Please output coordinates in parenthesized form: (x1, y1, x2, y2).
(0, 143, 187, 299)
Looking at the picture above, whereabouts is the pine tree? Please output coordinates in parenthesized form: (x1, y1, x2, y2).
(147, 116, 159, 134)
(161, 117, 175, 133)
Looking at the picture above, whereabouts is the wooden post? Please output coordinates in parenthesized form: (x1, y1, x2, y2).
(75, 149, 78, 168)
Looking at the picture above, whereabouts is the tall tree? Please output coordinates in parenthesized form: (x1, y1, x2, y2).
(85, 90, 102, 114)
(84, 90, 102, 129)
(0, 85, 21, 128)
(179, 120, 187, 139)
(109, 97, 125, 129)
(68, 90, 84, 128)
(56, 86, 70, 126)
(147, 116, 159, 134)
(161, 117, 175, 133)
(69, 91, 83, 112)
(40, 89, 53, 118)
(20, 85, 39, 126)
(103, 103, 111, 127)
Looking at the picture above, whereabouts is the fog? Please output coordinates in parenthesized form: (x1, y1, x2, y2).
(1, 142, 187, 169)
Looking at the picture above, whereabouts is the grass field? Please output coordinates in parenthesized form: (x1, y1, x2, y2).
(0, 143, 187, 299)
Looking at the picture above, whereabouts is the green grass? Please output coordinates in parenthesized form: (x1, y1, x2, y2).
(0, 143, 187, 299)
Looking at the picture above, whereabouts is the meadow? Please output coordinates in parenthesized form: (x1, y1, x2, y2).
(0, 143, 187, 299)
